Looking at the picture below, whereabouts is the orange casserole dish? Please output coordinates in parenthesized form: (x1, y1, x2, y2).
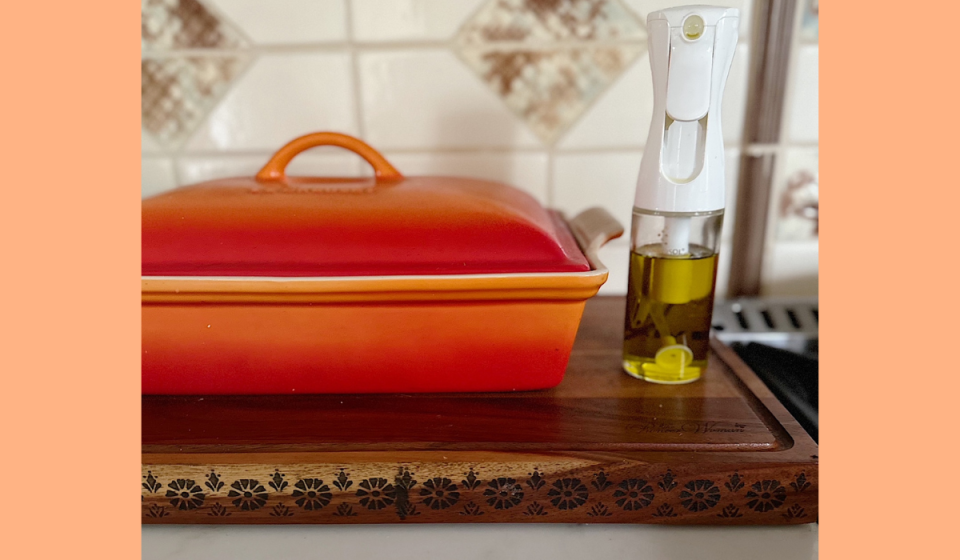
(142, 133, 623, 394)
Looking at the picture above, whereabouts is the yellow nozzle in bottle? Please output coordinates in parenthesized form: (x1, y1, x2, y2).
(641, 343, 701, 383)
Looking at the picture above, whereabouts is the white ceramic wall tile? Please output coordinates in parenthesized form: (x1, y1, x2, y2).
(205, 0, 347, 44)
(350, 0, 484, 42)
(723, 149, 740, 242)
(624, 0, 753, 38)
(787, 45, 818, 143)
(762, 241, 818, 296)
(597, 239, 630, 295)
(552, 149, 737, 231)
(177, 152, 364, 185)
(772, 147, 818, 242)
(142, 157, 178, 198)
(556, 54, 652, 149)
(359, 50, 541, 149)
(142, 129, 161, 154)
(714, 239, 733, 300)
(383, 152, 549, 203)
(552, 151, 643, 237)
(186, 53, 356, 152)
(722, 44, 749, 144)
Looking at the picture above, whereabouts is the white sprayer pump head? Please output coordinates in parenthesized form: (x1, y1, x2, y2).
(635, 6, 739, 214)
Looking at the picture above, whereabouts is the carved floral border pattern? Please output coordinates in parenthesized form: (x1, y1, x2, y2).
(142, 466, 815, 523)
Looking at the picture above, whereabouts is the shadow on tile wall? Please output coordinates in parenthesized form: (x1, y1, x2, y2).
(141, 0, 785, 296)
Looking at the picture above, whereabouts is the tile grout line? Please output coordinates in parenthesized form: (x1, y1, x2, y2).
(142, 146, 662, 158)
(343, 0, 366, 156)
(546, 150, 555, 207)
(142, 145, 754, 164)
(140, 38, 653, 58)
(169, 155, 183, 188)
(140, 37, 750, 58)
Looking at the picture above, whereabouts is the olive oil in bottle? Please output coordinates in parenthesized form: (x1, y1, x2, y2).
(622, 5, 738, 384)
(622, 244, 718, 383)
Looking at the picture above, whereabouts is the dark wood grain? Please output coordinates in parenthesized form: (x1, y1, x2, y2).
(142, 297, 817, 524)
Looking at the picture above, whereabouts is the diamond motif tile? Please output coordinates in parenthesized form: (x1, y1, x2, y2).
(142, 0, 248, 50)
(459, 45, 643, 143)
(455, 0, 646, 144)
(141, 0, 252, 148)
(141, 56, 250, 148)
(775, 149, 819, 241)
(457, 0, 645, 45)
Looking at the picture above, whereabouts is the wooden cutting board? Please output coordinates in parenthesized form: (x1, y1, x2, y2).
(142, 297, 817, 524)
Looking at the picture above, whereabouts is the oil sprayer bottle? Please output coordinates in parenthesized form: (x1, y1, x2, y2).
(622, 6, 738, 384)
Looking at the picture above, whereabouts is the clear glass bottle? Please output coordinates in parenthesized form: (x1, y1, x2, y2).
(623, 5, 739, 384)
(622, 208, 723, 384)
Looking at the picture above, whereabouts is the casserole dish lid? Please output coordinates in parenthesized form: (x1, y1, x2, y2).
(142, 133, 590, 277)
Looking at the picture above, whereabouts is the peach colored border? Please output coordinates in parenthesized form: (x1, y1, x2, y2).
(4, 1, 141, 558)
(821, 3, 959, 560)
(7, 1, 949, 557)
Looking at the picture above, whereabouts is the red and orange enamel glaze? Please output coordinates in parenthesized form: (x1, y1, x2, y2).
(142, 133, 622, 394)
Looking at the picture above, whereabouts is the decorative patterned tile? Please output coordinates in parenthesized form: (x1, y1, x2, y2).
(185, 53, 357, 151)
(358, 50, 540, 149)
(556, 53, 651, 148)
(204, 0, 347, 44)
(351, 0, 485, 42)
(141, 56, 251, 148)
(459, 45, 644, 144)
(774, 148, 818, 242)
(457, 0, 645, 45)
(787, 45, 818, 143)
(382, 152, 550, 203)
(141, 0, 248, 50)
(455, 0, 646, 144)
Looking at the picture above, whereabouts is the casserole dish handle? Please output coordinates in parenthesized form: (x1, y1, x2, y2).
(256, 132, 404, 182)
(568, 207, 624, 273)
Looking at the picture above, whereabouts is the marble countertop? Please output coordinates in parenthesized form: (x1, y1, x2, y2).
(143, 523, 818, 560)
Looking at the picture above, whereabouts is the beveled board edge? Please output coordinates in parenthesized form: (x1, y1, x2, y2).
(141, 455, 816, 524)
(142, 340, 817, 525)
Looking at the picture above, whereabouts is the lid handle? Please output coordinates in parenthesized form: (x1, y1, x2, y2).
(256, 132, 403, 182)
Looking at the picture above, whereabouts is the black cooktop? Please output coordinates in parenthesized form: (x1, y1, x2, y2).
(732, 342, 818, 442)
